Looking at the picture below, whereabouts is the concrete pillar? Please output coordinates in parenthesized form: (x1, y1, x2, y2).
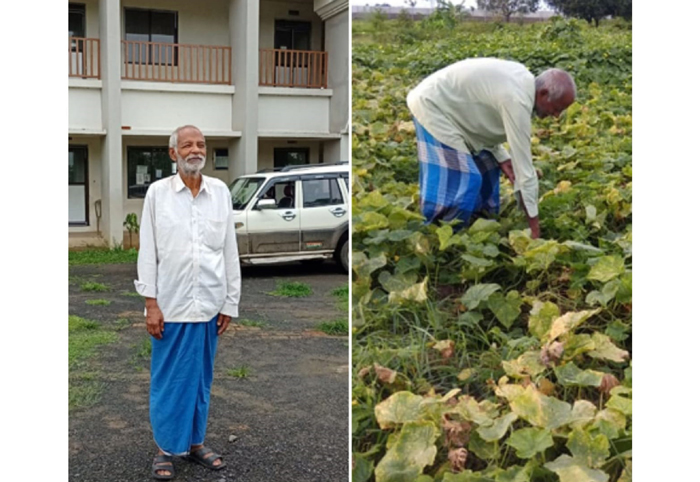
(99, 0, 123, 247)
(316, 1, 349, 134)
(229, 0, 260, 179)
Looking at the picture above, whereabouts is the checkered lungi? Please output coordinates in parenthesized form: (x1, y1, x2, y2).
(414, 118, 501, 228)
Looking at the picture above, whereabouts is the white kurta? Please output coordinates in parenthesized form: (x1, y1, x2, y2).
(407, 58, 540, 217)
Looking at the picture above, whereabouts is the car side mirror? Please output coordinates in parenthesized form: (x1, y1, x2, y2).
(255, 198, 276, 210)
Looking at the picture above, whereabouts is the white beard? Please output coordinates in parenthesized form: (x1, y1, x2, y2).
(177, 153, 206, 175)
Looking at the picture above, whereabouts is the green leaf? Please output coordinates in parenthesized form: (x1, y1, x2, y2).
(508, 230, 532, 255)
(359, 211, 390, 231)
(567, 427, 610, 468)
(374, 391, 424, 429)
(521, 240, 563, 273)
(443, 472, 495, 482)
(469, 218, 501, 234)
(544, 455, 610, 482)
(509, 385, 572, 430)
(494, 463, 534, 482)
(554, 362, 604, 387)
(468, 430, 500, 461)
(374, 422, 439, 482)
(488, 291, 522, 329)
(359, 190, 390, 209)
(457, 397, 500, 426)
(587, 255, 625, 283)
(606, 393, 632, 416)
(378, 271, 417, 293)
(506, 427, 554, 459)
(616, 272, 632, 303)
(588, 333, 629, 363)
(529, 301, 561, 340)
(591, 408, 627, 439)
(477, 412, 518, 442)
(502, 351, 547, 379)
(461, 284, 501, 310)
(352, 454, 374, 482)
(352, 252, 387, 278)
(436, 224, 454, 251)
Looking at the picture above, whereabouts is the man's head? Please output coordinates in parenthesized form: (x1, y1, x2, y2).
(169, 125, 206, 175)
(534, 69, 576, 119)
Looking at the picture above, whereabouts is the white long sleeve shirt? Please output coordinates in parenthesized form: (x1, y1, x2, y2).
(407, 58, 540, 217)
(135, 173, 241, 322)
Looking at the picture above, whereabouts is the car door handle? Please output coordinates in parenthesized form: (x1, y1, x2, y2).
(279, 211, 296, 221)
(329, 207, 346, 217)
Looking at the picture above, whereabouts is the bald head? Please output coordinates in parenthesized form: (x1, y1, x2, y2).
(534, 69, 576, 119)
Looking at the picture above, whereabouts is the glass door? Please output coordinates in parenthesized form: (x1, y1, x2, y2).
(69, 146, 89, 225)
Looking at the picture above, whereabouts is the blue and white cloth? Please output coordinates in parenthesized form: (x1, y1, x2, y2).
(414, 118, 501, 228)
(150, 315, 220, 456)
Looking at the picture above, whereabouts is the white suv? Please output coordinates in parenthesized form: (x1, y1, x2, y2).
(229, 162, 349, 272)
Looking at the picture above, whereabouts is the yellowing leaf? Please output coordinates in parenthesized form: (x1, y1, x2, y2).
(506, 427, 554, 459)
(353, 252, 387, 279)
(587, 255, 625, 283)
(375, 422, 439, 482)
(359, 211, 390, 231)
(388, 277, 429, 304)
(544, 455, 610, 482)
(477, 412, 518, 442)
(588, 333, 629, 363)
(529, 300, 561, 341)
(509, 385, 572, 430)
(502, 351, 547, 379)
(567, 427, 610, 468)
(548, 309, 600, 342)
(374, 391, 425, 429)
(436, 224, 454, 251)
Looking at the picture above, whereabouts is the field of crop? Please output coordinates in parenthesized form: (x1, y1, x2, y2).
(351, 16, 632, 482)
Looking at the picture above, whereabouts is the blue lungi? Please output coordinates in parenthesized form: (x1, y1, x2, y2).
(150, 315, 219, 455)
(414, 118, 501, 228)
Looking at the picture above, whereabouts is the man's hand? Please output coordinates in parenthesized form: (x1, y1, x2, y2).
(145, 298, 165, 340)
(500, 159, 515, 184)
(217, 314, 231, 336)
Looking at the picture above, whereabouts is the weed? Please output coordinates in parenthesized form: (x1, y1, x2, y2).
(317, 319, 349, 336)
(239, 319, 267, 328)
(85, 299, 111, 306)
(227, 365, 251, 378)
(121, 291, 142, 298)
(80, 281, 109, 292)
(268, 281, 312, 298)
(69, 247, 138, 266)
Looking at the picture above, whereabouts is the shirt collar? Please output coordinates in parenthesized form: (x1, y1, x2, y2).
(172, 172, 209, 194)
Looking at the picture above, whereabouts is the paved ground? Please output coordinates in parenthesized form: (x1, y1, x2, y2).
(69, 261, 349, 482)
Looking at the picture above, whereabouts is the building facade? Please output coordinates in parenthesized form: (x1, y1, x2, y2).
(68, 0, 349, 247)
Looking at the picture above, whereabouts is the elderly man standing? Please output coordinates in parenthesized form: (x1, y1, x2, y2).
(135, 125, 241, 480)
(406, 57, 576, 238)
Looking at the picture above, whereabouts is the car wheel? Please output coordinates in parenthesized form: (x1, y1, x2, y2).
(336, 238, 348, 273)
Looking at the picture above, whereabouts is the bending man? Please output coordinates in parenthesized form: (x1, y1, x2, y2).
(406, 57, 576, 238)
(135, 125, 241, 480)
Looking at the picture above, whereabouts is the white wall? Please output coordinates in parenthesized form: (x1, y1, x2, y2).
(259, 0, 323, 50)
(121, 89, 233, 132)
(257, 139, 321, 171)
(324, 10, 348, 133)
(69, 87, 103, 131)
(83, 0, 101, 38)
(258, 92, 330, 133)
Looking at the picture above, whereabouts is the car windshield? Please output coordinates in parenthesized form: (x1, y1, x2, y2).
(230, 177, 264, 210)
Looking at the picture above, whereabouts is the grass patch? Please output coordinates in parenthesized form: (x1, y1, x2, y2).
(268, 281, 313, 298)
(80, 281, 109, 292)
(69, 316, 118, 409)
(130, 336, 152, 371)
(115, 318, 131, 330)
(85, 299, 111, 306)
(69, 247, 138, 266)
(227, 365, 252, 378)
(239, 319, 267, 328)
(331, 285, 349, 310)
(317, 319, 349, 336)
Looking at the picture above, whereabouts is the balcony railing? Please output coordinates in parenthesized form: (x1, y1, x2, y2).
(259, 49, 328, 89)
(69, 37, 101, 79)
(121, 40, 232, 85)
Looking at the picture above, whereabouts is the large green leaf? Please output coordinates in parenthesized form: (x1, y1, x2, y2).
(443, 472, 495, 482)
(436, 224, 454, 251)
(509, 385, 572, 430)
(374, 391, 425, 429)
(554, 362, 604, 387)
(488, 290, 523, 329)
(544, 455, 610, 482)
(566, 427, 610, 468)
(468, 430, 500, 461)
(378, 271, 417, 293)
(529, 300, 561, 341)
(374, 422, 439, 482)
(494, 463, 533, 482)
(477, 412, 519, 442)
(587, 255, 625, 283)
(353, 252, 387, 278)
(461, 283, 501, 310)
(506, 427, 554, 459)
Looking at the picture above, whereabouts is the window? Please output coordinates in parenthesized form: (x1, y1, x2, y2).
(260, 181, 296, 209)
(230, 177, 265, 210)
(69, 3, 86, 52)
(127, 147, 173, 198)
(274, 20, 311, 52)
(125, 8, 178, 65)
(302, 178, 343, 208)
(214, 148, 229, 170)
(274, 148, 310, 169)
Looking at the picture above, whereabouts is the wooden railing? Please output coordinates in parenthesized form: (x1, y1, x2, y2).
(69, 37, 101, 79)
(122, 40, 232, 85)
(259, 49, 328, 89)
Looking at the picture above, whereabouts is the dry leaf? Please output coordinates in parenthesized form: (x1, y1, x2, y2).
(448, 447, 469, 472)
(374, 363, 397, 384)
(434, 340, 455, 360)
(442, 414, 471, 448)
(539, 378, 556, 396)
(598, 373, 620, 395)
(357, 366, 372, 378)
